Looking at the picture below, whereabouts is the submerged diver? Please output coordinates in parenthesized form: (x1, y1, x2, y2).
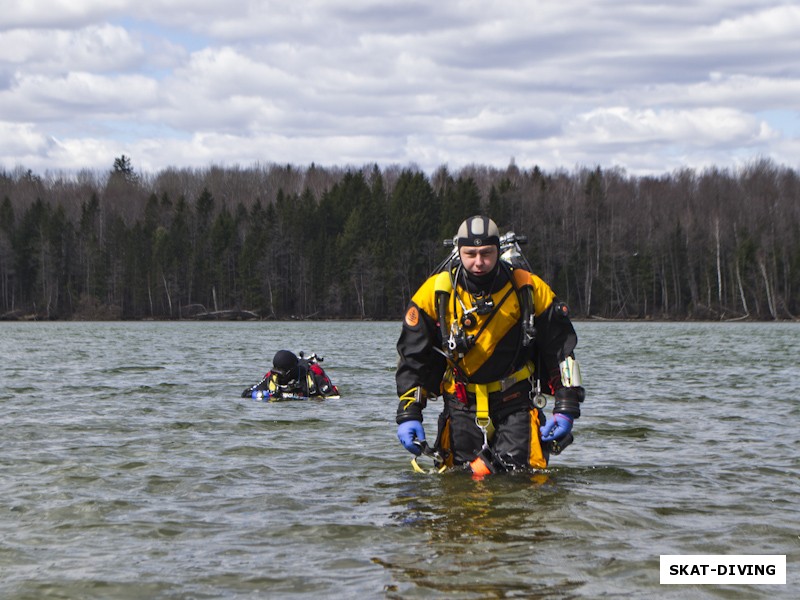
(395, 216, 585, 475)
(242, 350, 339, 400)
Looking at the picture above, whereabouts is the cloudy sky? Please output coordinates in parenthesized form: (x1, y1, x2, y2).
(2, 0, 799, 177)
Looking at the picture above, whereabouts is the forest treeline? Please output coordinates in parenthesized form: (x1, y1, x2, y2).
(1, 157, 798, 321)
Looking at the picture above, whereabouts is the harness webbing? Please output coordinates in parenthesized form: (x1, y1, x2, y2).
(433, 262, 538, 438)
(469, 361, 535, 430)
(435, 263, 535, 372)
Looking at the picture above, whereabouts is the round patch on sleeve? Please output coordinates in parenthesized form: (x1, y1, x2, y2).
(405, 306, 420, 327)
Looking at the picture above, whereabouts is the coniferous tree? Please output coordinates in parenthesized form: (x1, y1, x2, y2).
(0, 159, 798, 320)
(192, 188, 215, 309)
(388, 170, 441, 312)
(0, 196, 15, 312)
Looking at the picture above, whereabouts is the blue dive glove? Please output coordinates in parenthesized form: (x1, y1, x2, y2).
(397, 420, 425, 455)
(540, 413, 573, 442)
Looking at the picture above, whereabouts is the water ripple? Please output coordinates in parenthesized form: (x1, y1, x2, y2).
(1, 321, 798, 598)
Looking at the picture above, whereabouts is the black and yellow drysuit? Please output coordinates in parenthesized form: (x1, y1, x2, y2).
(395, 259, 582, 471)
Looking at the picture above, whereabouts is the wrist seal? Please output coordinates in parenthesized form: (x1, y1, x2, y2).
(396, 387, 428, 424)
(553, 386, 584, 419)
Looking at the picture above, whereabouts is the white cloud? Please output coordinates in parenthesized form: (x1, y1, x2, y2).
(566, 107, 775, 147)
(706, 4, 800, 41)
(1, 0, 128, 29)
(0, 24, 144, 73)
(648, 74, 800, 110)
(0, 72, 159, 121)
(1, 0, 798, 176)
(0, 122, 53, 155)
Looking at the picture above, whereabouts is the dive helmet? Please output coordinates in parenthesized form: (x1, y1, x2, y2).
(456, 216, 500, 248)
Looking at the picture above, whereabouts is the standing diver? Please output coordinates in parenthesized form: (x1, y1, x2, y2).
(394, 216, 585, 474)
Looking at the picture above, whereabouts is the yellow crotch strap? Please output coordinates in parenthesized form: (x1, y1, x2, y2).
(466, 361, 535, 441)
(473, 383, 494, 441)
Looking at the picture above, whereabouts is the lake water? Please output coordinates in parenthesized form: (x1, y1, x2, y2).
(1, 320, 798, 599)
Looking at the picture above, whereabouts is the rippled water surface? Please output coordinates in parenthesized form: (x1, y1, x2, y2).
(1, 320, 798, 599)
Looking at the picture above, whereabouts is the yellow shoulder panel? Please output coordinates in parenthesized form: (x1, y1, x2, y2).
(512, 268, 531, 290)
(530, 273, 556, 316)
(410, 272, 444, 319)
(434, 270, 452, 294)
(512, 268, 556, 316)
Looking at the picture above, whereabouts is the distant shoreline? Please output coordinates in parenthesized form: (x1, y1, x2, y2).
(3, 312, 796, 324)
